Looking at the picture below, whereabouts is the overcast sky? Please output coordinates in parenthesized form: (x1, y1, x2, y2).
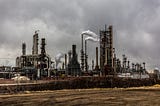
(0, 0, 159, 70)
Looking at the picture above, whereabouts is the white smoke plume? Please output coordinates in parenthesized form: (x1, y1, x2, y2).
(85, 36, 100, 42)
(81, 30, 99, 38)
(55, 53, 65, 68)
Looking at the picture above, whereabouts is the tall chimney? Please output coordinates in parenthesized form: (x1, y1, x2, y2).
(95, 47, 99, 71)
(32, 31, 39, 55)
(85, 40, 88, 72)
(96, 47, 98, 67)
(81, 34, 84, 71)
(109, 25, 113, 68)
(64, 54, 67, 69)
(22, 42, 26, 55)
(92, 60, 94, 70)
(72, 45, 76, 58)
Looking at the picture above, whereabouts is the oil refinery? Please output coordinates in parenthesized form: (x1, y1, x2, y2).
(0, 25, 159, 92)
(13, 25, 151, 79)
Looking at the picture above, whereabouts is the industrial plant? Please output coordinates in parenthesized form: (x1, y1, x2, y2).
(0, 25, 159, 92)
(16, 31, 52, 79)
(9, 25, 150, 79)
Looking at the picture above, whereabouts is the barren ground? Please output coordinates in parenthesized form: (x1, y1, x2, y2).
(1, 86, 160, 106)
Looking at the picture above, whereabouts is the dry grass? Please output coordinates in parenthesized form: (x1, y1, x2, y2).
(1, 85, 160, 106)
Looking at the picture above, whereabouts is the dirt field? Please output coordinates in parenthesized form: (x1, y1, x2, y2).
(0, 86, 160, 106)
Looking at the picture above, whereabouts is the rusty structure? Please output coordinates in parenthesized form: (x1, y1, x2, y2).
(100, 25, 114, 76)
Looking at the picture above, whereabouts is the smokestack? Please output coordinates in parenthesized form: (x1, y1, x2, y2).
(96, 47, 98, 67)
(32, 31, 39, 55)
(22, 42, 26, 55)
(95, 47, 99, 71)
(85, 40, 88, 72)
(65, 54, 67, 69)
(72, 45, 77, 58)
(109, 25, 113, 68)
(92, 60, 94, 70)
(81, 34, 84, 71)
(82, 34, 84, 50)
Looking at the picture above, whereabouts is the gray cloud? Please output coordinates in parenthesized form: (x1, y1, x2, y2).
(0, 0, 159, 69)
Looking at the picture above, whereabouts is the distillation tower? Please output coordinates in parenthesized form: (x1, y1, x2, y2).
(100, 25, 114, 76)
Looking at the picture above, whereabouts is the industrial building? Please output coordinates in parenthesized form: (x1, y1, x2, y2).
(12, 25, 152, 80)
(99, 25, 114, 75)
(16, 31, 52, 79)
(79, 25, 149, 79)
(0, 24, 153, 81)
(67, 45, 81, 76)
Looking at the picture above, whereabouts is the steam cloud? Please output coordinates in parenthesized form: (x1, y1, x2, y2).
(85, 36, 99, 42)
(55, 53, 65, 68)
(81, 30, 99, 38)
